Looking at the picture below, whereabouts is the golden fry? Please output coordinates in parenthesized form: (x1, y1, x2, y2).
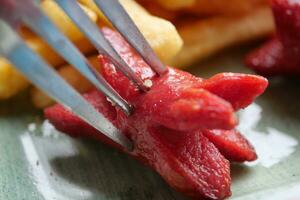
(80, 0, 183, 63)
(31, 56, 99, 108)
(136, 0, 178, 21)
(25, 34, 96, 67)
(153, 0, 269, 15)
(0, 1, 98, 100)
(26, 36, 65, 67)
(41, 0, 97, 41)
(154, 0, 195, 10)
(186, 0, 270, 16)
(78, 0, 110, 25)
(31, 0, 183, 108)
(0, 0, 274, 102)
(0, 59, 29, 99)
(171, 7, 274, 67)
(29, 0, 98, 66)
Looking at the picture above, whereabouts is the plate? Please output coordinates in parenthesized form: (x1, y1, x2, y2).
(1, 46, 300, 200)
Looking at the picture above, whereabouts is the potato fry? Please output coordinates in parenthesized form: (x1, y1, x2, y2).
(79, 0, 183, 63)
(22, 0, 98, 63)
(24, 34, 96, 67)
(31, 56, 99, 108)
(185, 0, 270, 16)
(154, 0, 195, 10)
(32, 0, 184, 108)
(78, 0, 110, 25)
(0, 59, 29, 99)
(171, 7, 274, 67)
(0, 1, 98, 100)
(41, 0, 97, 41)
(153, 0, 269, 15)
(28, 0, 98, 66)
(135, 0, 179, 21)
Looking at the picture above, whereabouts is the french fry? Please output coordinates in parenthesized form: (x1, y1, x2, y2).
(135, 0, 179, 21)
(153, 0, 269, 15)
(185, 0, 270, 16)
(0, 59, 29, 99)
(31, 0, 183, 108)
(20, 0, 98, 66)
(77, 0, 110, 25)
(24, 33, 96, 67)
(154, 0, 195, 10)
(31, 56, 99, 108)
(41, 0, 97, 41)
(0, 0, 274, 103)
(171, 6, 274, 67)
(27, 0, 98, 66)
(0, 0, 98, 100)
(79, 0, 183, 64)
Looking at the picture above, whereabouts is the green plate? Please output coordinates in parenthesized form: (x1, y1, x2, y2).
(1, 46, 300, 200)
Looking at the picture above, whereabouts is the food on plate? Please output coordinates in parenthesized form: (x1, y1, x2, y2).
(203, 129, 257, 162)
(30, 56, 97, 108)
(151, 0, 195, 11)
(30, 0, 183, 108)
(80, 0, 183, 63)
(137, 0, 275, 67)
(42, 0, 97, 41)
(0, 0, 98, 99)
(171, 6, 274, 67)
(0, 0, 273, 198)
(0, 0, 274, 102)
(0, 0, 182, 100)
(246, 0, 300, 76)
(0, 58, 29, 99)
(45, 28, 268, 200)
(28, 0, 274, 108)
(24, 0, 98, 67)
(181, 0, 269, 16)
(153, 0, 269, 15)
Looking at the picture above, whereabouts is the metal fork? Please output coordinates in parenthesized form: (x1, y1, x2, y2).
(0, 0, 168, 150)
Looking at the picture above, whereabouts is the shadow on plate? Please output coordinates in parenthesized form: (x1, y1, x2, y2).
(50, 139, 189, 200)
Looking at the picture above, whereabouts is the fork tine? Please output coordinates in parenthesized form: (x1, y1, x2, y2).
(0, 20, 133, 151)
(53, 0, 149, 92)
(19, 0, 132, 115)
(94, 0, 168, 76)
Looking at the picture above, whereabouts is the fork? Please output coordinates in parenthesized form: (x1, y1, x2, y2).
(0, 0, 168, 150)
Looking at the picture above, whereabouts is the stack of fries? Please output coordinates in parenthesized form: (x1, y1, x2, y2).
(139, 0, 274, 67)
(0, 0, 275, 108)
